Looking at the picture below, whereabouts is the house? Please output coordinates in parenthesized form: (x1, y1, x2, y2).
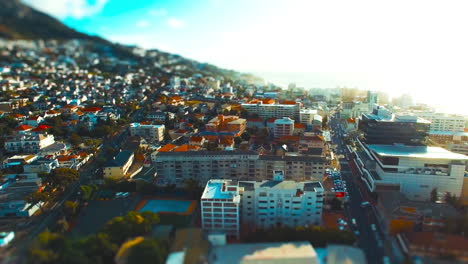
(103, 150, 135, 179)
(0, 177, 42, 218)
(2, 155, 37, 169)
(60, 104, 78, 113)
(189, 136, 205, 146)
(23, 116, 44, 127)
(4, 133, 55, 153)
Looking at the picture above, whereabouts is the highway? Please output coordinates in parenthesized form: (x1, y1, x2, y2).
(330, 114, 385, 264)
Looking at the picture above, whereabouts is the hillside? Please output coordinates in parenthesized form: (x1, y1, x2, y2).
(0, 0, 264, 84)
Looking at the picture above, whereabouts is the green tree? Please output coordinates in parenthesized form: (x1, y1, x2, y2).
(82, 233, 118, 264)
(56, 217, 70, 233)
(70, 133, 82, 146)
(103, 211, 160, 244)
(45, 168, 80, 189)
(63, 200, 79, 218)
(25, 191, 51, 212)
(126, 238, 167, 264)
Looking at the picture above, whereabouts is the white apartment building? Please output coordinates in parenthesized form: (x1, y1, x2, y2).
(241, 102, 301, 120)
(411, 112, 466, 132)
(447, 142, 468, 155)
(353, 140, 468, 201)
(129, 123, 165, 142)
(299, 109, 318, 125)
(4, 133, 55, 153)
(154, 151, 327, 186)
(273, 117, 294, 138)
(201, 172, 324, 237)
(201, 179, 241, 239)
(239, 171, 324, 230)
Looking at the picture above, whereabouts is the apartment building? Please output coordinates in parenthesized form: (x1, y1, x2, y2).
(412, 112, 466, 132)
(103, 150, 135, 179)
(239, 171, 324, 230)
(153, 151, 327, 186)
(201, 179, 241, 239)
(206, 115, 246, 137)
(241, 102, 301, 120)
(201, 172, 324, 237)
(4, 133, 55, 153)
(129, 123, 165, 142)
(299, 109, 318, 125)
(352, 140, 468, 201)
(273, 117, 294, 138)
(447, 142, 468, 155)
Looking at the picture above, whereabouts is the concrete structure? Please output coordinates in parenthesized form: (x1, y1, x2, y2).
(299, 109, 318, 125)
(103, 150, 135, 179)
(411, 112, 466, 132)
(447, 141, 468, 155)
(201, 179, 241, 239)
(239, 171, 324, 230)
(4, 133, 55, 153)
(209, 241, 319, 264)
(154, 151, 327, 186)
(23, 157, 59, 174)
(206, 115, 246, 137)
(273, 117, 294, 138)
(353, 141, 468, 201)
(129, 123, 164, 142)
(201, 173, 324, 237)
(241, 102, 301, 120)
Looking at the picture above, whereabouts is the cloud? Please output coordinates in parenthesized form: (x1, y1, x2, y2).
(148, 8, 168, 17)
(136, 20, 150, 28)
(22, 0, 108, 19)
(167, 18, 185, 29)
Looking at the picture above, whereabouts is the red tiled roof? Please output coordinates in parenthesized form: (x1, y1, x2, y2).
(158, 144, 177, 152)
(81, 107, 102, 112)
(10, 113, 24, 118)
(278, 135, 300, 142)
(15, 124, 33, 131)
(294, 123, 306, 129)
(62, 105, 77, 109)
(346, 118, 356, 123)
(280, 100, 297, 105)
(173, 144, 200, 152)
(190, 136, 203, 142)
(31, 125, 52, 132)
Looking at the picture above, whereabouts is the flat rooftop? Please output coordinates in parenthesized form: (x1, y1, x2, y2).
(209, 241, 318, 264)
(367, 144, 468, 160)
(202, 180, 238, 200)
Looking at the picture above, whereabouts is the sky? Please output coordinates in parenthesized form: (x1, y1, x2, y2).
(22, 0, 468, 115)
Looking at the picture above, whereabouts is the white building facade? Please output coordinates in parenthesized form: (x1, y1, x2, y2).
(241, 102, 301, 120)
(4, 133, 55, 153)
(273, 117, 294, 138)
(129, 123, 165, 142)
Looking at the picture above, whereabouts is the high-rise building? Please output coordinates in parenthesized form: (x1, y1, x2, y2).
(241, 102, 301, 120)
(359, 106, 430, 145)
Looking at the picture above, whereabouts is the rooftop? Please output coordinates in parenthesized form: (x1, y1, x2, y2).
(201, 180, 239, 201)
(105, 150, 134, 167)
(209, 241, 317, 264)
(367, 144, 468, 160)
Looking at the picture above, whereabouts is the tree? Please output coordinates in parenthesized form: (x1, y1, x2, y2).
(82, 233, 118, 264)
(103, 211, 160, 244)
(444, 192, 461, 210)
(70, 133, 82, 146)
(184, 179, 201, 199)
(63, 200, 79, 218)
(25, 191, 51, 212)
(430, 188, 438, 203)
(56, 217, 70, 233)
(45, 168, 79, 189)
(126, 238, 167, 264)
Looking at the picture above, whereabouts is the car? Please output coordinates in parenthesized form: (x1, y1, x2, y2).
(371, 224, 377, 232)
(354, 230, 360, 236)
(360, 201, 370, 208)
(351, 218, 357, 226)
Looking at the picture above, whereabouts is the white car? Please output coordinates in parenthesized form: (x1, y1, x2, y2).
(371, 224, 377, 232)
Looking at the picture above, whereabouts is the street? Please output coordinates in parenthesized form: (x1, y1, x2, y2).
(330, 115, 385, 264)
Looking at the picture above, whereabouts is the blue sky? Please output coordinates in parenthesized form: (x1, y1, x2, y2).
(22, 0, 468, 114)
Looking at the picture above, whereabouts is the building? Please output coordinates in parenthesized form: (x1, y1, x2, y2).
(398, 232, 468, 263)
(201, 173, 324, 238)
(0, 175, 42, 218)
(241, 102, 301, 120)
(367, 91, 379, 111)
(103, 150, 135, 179)
(209, 241, 319, 264)
(238, 171, 324, 230)
(340, 101, 369, 119)
(447, 141, 468, 155)
(4, 133, 55, 153)
(201, 179, 241, 239)
(411, 112, 466, 132)
(273, 117, 294, 138)
(299, 109, 318, 125)
(359, 106, 430, 145)
(23, 157, 59, 174)
(353, 141, 468, 201)
(205, 115, 246, 137)
(129, 123, 164, 142)
(153, 151, 327, 186)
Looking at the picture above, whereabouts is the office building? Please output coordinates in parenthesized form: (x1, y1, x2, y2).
(129, 123, 164, 142)
(273, 117, 294, 138)
(353, 140, 468, 201)
(299, 109, 318, 125)
(359, 106, 430, 145)
(411, 112, 466, 133)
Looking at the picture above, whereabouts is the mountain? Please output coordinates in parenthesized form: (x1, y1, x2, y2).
(0, 0, 265, 84)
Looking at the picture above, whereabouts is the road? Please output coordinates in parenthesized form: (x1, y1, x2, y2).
(330, 114, 385, 264)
